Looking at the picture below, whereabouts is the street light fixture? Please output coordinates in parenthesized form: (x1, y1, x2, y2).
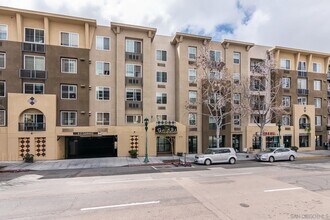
(277, 120, 282, 147)
(144, 117, 149, 163)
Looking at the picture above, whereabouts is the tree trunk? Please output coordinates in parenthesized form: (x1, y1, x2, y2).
(259, 127, 264, 151)
(216, 125, 221, 148)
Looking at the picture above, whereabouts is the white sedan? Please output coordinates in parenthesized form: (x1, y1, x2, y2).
(255, 147, 297, 162)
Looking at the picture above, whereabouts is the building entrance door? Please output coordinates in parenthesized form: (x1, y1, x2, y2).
(232, 135, 241, 152)
(283, 136, 292, 148)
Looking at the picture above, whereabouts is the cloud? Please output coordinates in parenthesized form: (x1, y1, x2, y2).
(1, 0, 330, 52)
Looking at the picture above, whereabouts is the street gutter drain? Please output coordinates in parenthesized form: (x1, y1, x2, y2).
(240, 203, 250, 208)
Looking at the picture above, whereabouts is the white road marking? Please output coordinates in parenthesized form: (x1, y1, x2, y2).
(151, 166, 158, 170)
(214, 172, 253, 177)
(81, 201, 160, 211)
(96, 179, 154, 184)
(264, 187, 303, 193)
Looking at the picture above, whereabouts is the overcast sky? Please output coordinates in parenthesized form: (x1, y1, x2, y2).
(1, 0, 329, 52)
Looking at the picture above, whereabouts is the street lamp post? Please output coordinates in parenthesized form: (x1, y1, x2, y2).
(277, 120, 282, 147)
(144, 118, 149, 163)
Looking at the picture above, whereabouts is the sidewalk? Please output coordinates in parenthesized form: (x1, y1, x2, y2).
(0, 151, 328, 172)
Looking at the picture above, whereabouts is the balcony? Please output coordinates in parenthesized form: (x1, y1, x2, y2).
(18, 123, 46, 131)
(327, 125, 330, 130)
(328, 91, 330, 97)
(19, 69, 47, 80)
(297, 89, 309, 95)
(297, 71, 307, 77)
(22, 42, 45, 53)
(125, 101, 143, 110)
(327, 72, 330, 80)
(252, 104, 266, 110)
(250, 84, 265, 91)
(299, 123, 310, 129)
(125, 52, 143, 62)
(125, 77, 143, 86)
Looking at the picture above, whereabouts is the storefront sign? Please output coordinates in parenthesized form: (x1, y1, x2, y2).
(155, 125, 177, 134)
(73, 132, 102, 136)
(263, 132, 275, 136)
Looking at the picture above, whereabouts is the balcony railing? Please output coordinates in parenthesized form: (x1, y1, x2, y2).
(250, 84, 265, 91)
(327, 72, 330, 80)
(297, 71, 307, 77)
(327, 125, 330, 130)
(125, 77, 143, 86)
(18, 123, 46, 131)
(252, 104, 266, 110)
(327, 91, 330, 97)
(125, 101, 143, 109)
(299, 123, 310, 129)
(19, 69, 47, 80)
(297, 89, 309, 95)
(22, 42, 45, 53)
(125, 52, 143, 62)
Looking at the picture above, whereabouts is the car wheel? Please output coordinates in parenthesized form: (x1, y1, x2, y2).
(289, 155, 295, 161)
(229, 157, 236, 164)
(269, 156, 275, 163)
(204, 159, 212, 166)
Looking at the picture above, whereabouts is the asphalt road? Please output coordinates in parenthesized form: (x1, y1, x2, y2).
(0, 158, 329, 219)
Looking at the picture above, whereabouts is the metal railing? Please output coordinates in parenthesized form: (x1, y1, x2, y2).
(22, 42, 45, 53)
(299, 123, 310, 129)
(297, 71, 307, 77)
(125, 77, 143, 86)
(19, 69, 47, 80)
(125, 52, 143, 62)
(125, 101, 143, 109)
(18, 123, 46, 131)
(297, 89, 309, 95)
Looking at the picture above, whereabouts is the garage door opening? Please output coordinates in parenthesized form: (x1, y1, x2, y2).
(65, 136, 117, 159)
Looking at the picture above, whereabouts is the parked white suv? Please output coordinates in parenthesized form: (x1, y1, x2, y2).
(194, 148, 237, 165)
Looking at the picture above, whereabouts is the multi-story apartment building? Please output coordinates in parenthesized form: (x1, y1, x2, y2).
(0, 6, 329, 161)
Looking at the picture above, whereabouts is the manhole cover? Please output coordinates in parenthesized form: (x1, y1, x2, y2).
(240, 203, 250, 208)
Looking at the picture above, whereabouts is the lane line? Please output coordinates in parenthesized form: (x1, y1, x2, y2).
(151, 166, 158, 170)
(96, 179, 154, 184)
(264, 187, 303, 193)
(214, 172, 253, 177)
(81, 201, 160, 211)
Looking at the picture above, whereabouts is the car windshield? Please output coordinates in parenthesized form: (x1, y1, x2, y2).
(263, 148, 275, 153)
(204, 149, 214, 154)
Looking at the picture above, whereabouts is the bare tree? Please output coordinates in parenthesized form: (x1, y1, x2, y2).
(186, 46, 249, 148)
(244, 52, 287, 150)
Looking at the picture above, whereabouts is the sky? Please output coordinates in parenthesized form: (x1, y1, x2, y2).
(0, 0, 329, 52)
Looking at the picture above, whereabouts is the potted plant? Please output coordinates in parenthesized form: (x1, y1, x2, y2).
(128, 149, 138, 158)
(290, 146, 299, 152)
(23, 153, 34, 163)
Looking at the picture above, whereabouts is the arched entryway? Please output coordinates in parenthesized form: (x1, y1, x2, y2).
(18, 108, 46, 131)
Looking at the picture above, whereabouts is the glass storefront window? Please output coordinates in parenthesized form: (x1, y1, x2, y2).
(266, 136, 279, 148)
(299, 135, 309, 148)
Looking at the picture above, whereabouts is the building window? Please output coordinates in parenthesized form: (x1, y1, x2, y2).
(299, 135, 309, 148)
(156, 93, 167, 104)
(96, 36, 110, 50)
(0, 81, 5, 97)
(298, 61, 307, 71)
(315, 116, 322, 126)
(156, 71, 167, 83)
(209, 116, 216, 130)
(96, 61, 110, 76)
(24, 83, 44, 94)
(96, 86, 110, 100)
(233, 52, 240, 64)
(96, 112, 110, 125)
(297, 78, 307, 89)
(188, 136, 198, 153)
(314, 80, 321, 91)
(233, 93, 240, 105)
(280, 59, 291, 70)
(24, 28, 44, 44)
(188, 113, 197, 126)
(282, 96, 291, 107)
(189, 91, 197, 104)
(315, 135, 322, 147)
(24, 55, 45, 70)
(0, 53, 5, 69)
(156, 115, 167, 121)
(313, 63, 322, 73)
(233, 73, 240, 83)
(61, 111, 77, 126)
(188, 47, 197, 60)
(61, 58, 77, 73)
(208, 136, 225, 148)
(233, 114, 240, 126)
(126, 39, 142, 53)
(156, 50, 167, 61)
(209, 71, 221, 79)
(0, 110, 5, 126)
(126, 64, 142, 77)
(282, 77, 291, 88)
(314, 98, 322, 108)
(126, 89, 142, 101)
(61, 32, 79, 47)
(282, 115, 291, 126)
(188, 69, 197, 82)
(61, 84, 77, 100)
(126, 115, 142, 124)
(0, 24, 8, 40)
(210, 50, 221, 62)
(297, 97, 307, 105)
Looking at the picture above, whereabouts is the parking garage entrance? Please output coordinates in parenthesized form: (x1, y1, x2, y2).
(65, 135, 117, 159)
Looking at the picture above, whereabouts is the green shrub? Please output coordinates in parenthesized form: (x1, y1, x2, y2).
(290, 146, 299, 152)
